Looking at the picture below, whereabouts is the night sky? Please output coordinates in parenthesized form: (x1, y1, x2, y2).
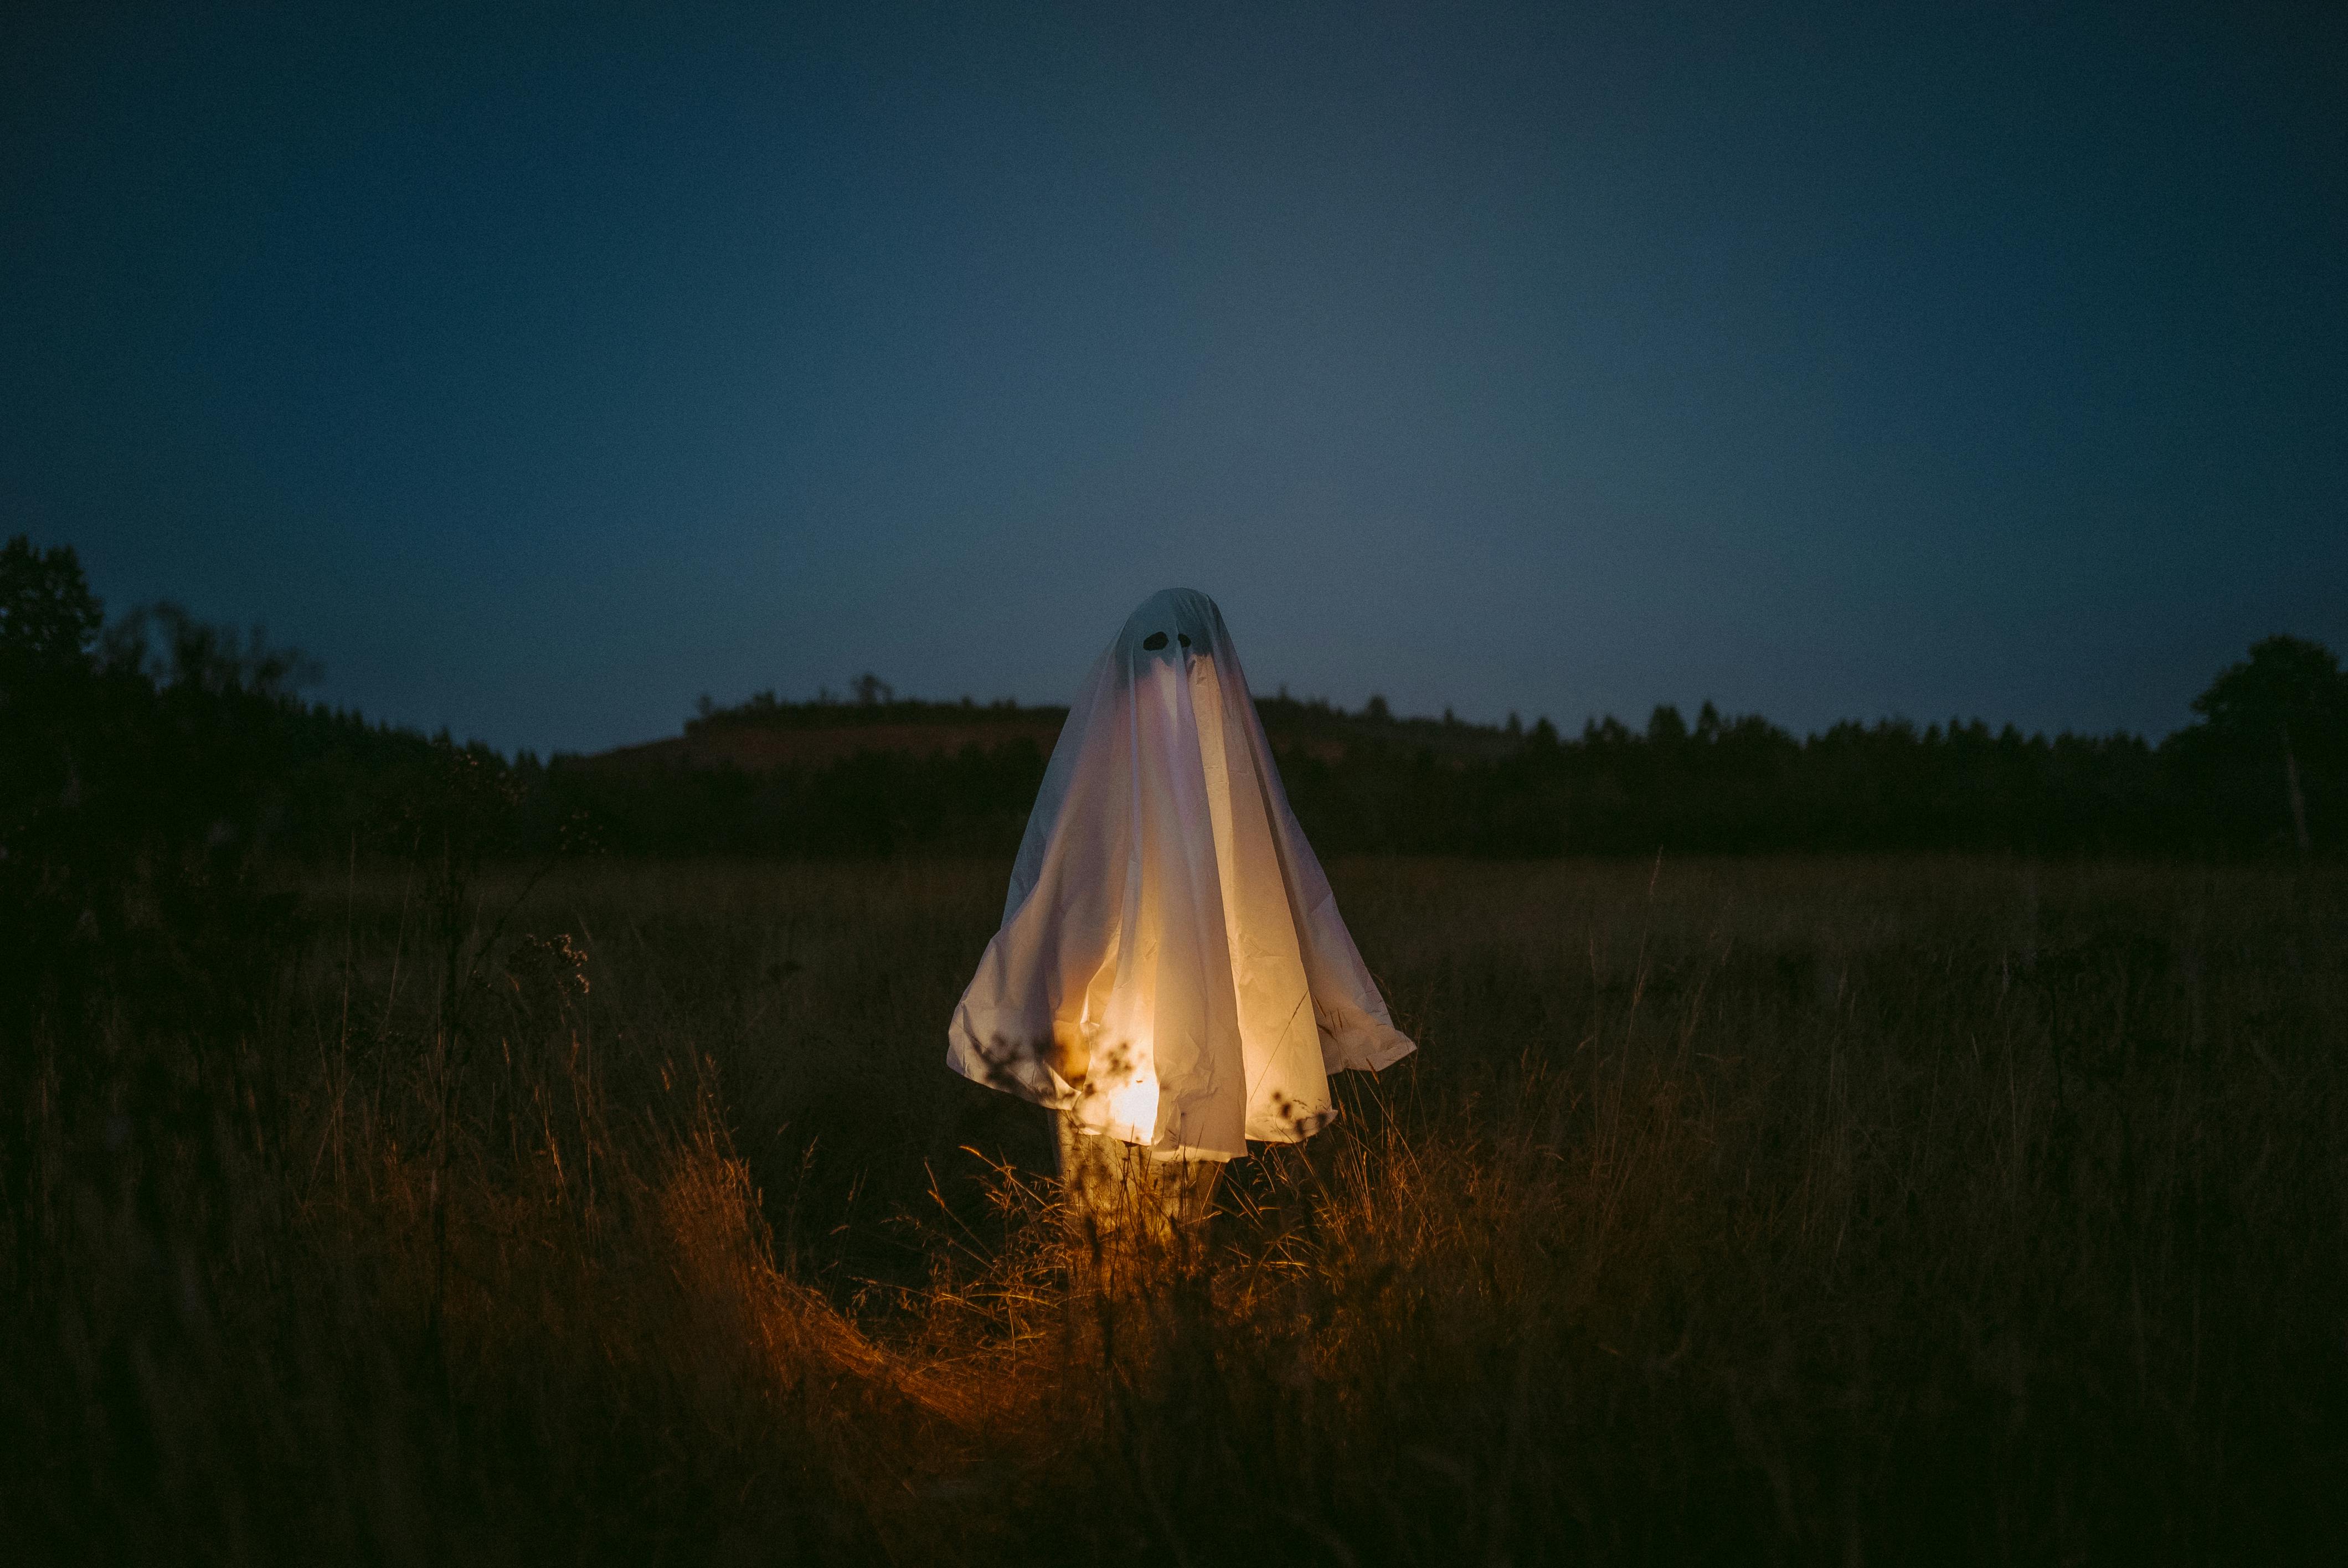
(6, 2, 2342, 756)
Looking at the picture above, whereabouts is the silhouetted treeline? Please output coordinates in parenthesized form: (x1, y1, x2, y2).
(1279, 705, 2191, 857)
(584, 642, 2346, 862)
(4, 537, 2344, 883)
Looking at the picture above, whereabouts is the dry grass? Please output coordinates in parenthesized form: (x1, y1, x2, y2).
(5, 855, 2344, 1564)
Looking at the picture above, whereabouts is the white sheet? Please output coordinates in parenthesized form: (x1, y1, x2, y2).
(947, 588, 1415, 1160)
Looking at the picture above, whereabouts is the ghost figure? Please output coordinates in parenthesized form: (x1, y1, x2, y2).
(948, 588, 1415, 1210)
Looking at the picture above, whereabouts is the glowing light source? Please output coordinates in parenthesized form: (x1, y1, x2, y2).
(1099, 1071, 1159, 1142)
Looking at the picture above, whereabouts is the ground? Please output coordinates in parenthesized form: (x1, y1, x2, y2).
(8, 856, 2344, 1564)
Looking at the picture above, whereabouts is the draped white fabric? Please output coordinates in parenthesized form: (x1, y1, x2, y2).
(947, 589, 1415, 1161)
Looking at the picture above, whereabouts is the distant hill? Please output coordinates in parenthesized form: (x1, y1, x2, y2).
(578, 688, 1531, 774)
(545, 653, 2347, 860)
(584, 699, 1069, 773)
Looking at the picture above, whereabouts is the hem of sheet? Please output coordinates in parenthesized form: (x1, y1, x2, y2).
(1325, 1021, 1418, 1073)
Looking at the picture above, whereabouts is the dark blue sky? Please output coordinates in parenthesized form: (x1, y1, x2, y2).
(6, 2, 2342, 755)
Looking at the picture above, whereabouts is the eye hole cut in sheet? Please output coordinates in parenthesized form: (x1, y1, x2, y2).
(948, 588, 1416, 1162)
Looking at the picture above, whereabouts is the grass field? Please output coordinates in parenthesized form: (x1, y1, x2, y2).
(7, 855, 2344, 1564)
